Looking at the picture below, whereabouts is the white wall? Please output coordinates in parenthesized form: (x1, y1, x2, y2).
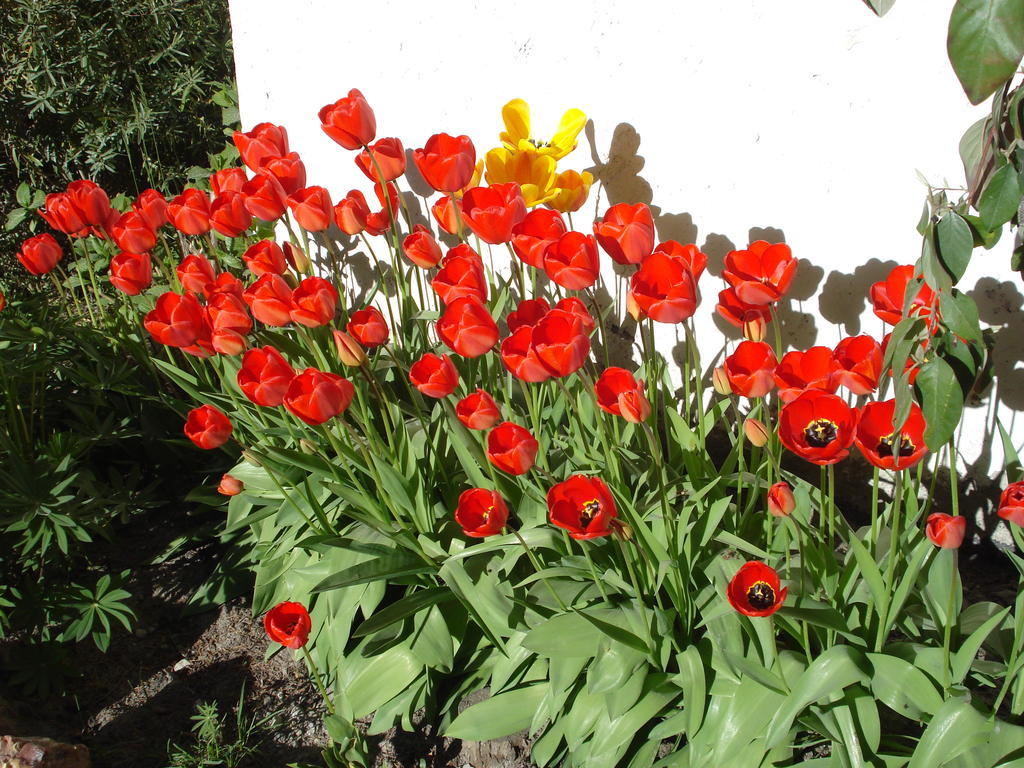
(228, 0, 1024, 537)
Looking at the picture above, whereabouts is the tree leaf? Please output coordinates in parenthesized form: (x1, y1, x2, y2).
(979, 163, 1023, 230)
(936, 212, 974, 284)
(915, 357, 965, 451)
(862, 0, 896, 15)
(940, 290, 984, 343)
(947, 0, 1024, 105)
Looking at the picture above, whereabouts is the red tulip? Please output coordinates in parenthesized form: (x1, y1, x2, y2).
(0, 291, 5, 312)
(593, 203, 655, 265)
(723, 341, 778, 398)
(460, 184, 527, 245)
(233, 122, 289, 171)
(506, 298, 551, 333)
(456, 389, 501, 430)
(244, 274, 294, 326)
(437, 297, 499, 358)
(109, 251, 152, 295)
(207, 291, 252, 356)
(997, 481, 1024, 527)
(854, 399, 927, 470)
(132, 189, 169, 230)
(774, 347, 840, 403)
(512, 209, 567, 268)
(284, 368, 355, 425)
(594, 367, 651, 423)
(287, 186, 333, 232)
(144, 291, 208, 348)
(654, 240, 707, 281)
(262, 153, 307, 196)
(16, 233, 63, 275)
(432, 245, 488, 304)
(532, 308, 590, 378)
(869, 265, 935, 326)
(727, 561, 787, 617)
(455, 488, 508, 537)
(431, 195, 460, 235)
(543, 231, 599, 290)
(500, 326, 552, 383)
(209, 191, 253, 237)
(210, 168, 248, 197)
(290, 277, 338, 328)
(177, 254, 216, 294)
(767, 482, 796, 518)
(630, 250, 699, 323)
(347, 306, 389, 348)
(716, 287, 773, 329)
(205, 272, 244, 300)
(723, 241, 798, 306)
(319, 89, 376, 150)
(409, 353, 458, 398)
(402, 224, 443, 269)
(168, 189, 212, 236)
(334, 190, 372, 235)
(355, 137, 406, 183)
(779, 390, 858, 465)
(217, 474, 244, 497)
(547, 475, 617, 540)
(184, 404, 232, 449)
(39, 191, 89, 236)
(238, 346, 295, 407)
(242, 171, 288, 222)
(926, 513, 966, 549)
(111, 210, 157, 254)
(555, 297, 596, 335)
(263, 601, 311, 649)
(412, 133, 477, 192)
(65, 180, 113, 230)
(243, 240, 287, 276)
(487, 422, 538, 475)
(833, 335, 883, 395)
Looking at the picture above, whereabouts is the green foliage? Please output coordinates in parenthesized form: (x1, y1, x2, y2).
(165, 686, 278, 768)
(947, 0, 1024, 105)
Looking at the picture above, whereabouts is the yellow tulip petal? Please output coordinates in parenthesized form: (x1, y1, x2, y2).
(549, 108, 587, 159)
(500, 99, 531, 152)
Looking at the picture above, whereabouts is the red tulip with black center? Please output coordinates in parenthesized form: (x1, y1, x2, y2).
(778, 390, 858, 465)
(543, 231, 600, 290)
(512, 208, 566, 268)
(263, 601, 311, 649)
(460, 183, 527, 245)
(436, 297, 499, 358)
(409, 353, 459, 398)
(593, 202, 655, 265)
(283, 368, 354, 425)
(629, 250, 699, 324)
(487, 422, 539, 475)
(833, 335, 883, 395)
(722, 241, 797, 306)
(532, 308, 591, 378)
(727, 561, 787, 617)
(723, 341, 778, 398)
(547, 474, 618, 540)
(773, 346, 840, 403)
(432, 245, 488, 304)
(455, 488, 509, 537)
(854, 399, 927, 470)
(237, 346, 295, 407)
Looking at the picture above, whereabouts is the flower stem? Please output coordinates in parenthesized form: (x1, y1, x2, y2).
(301, 645, 336, 715)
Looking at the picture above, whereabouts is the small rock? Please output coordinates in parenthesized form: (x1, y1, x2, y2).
(0, 735, 90, 768)
(172, 659, 190, 673)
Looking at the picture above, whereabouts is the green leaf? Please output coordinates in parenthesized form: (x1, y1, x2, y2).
(979, 163, 1023, 230)
(915, 357, 965, 451)
(941, 290, 984, 343)
(524, 610, 607, 657)
(936, 212, 974, 284)
(353, 586, 452, 637)
(766, 646, 869, 747)
(444, 684, 548, 740)
(952, 606, 1010, 684)
(907, 698, 993, 768)
(865, 652, 944, 720)
(343, 645, 423, 719)
(15, 183, 31, 207)
(862, 0, 896, 15)
(947, 0, 1024, 105)
(5, 208, 28, 231)
(311, 550, 432, 592)
(575, 608, 650, 655)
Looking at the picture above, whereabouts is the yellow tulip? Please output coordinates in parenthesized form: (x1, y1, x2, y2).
(484, 146, 558, 207)
(499, 98, 587, 160)
(548, 169, 594, 213)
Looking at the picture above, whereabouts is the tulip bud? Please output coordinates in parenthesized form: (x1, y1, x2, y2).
(242, 449, 262, 466)
(217, 473, 244, 496)
(283, 241, 311, 274)
(610, 518, 634, 541)
(742, 315, 767, 343)
(333, 329, 367, 366)
(767, 481, 796, 518)
(712, 366, 732, 395)
(743, 417, 770, 447)
(299, 438, 319, 455)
